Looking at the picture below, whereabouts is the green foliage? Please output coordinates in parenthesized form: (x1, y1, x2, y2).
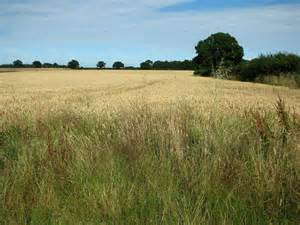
(124, 66, 136, 70)
(152, 60, 195, 70)
(32, 61, 42, 68)
(43, 63, 54, 68)
(0, 61, 65, 69)
(13, 59, 23, 68)
(43, 63, 66, 68)
(193, 67, 211, 76)
(236, 53, 300, 81)
(67, 59, 80, 69)
(140, 60, 153, 70)
(96, 61, 106, 69)
(194, 32, 244, 76)
(113, 61, 125, 69)
(1, 100, 299, 224)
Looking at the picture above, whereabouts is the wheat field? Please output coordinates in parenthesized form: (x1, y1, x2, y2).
(1, 69, 300, 224)
(1, 69, 300, 115)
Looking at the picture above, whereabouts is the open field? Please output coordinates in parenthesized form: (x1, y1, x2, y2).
(1, 70, 300, 224)
(1, 69, 300, 115)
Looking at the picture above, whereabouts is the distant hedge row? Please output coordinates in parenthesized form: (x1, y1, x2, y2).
(234, 53, 300, 81)
(0, 59, 196, 71)
(0, 61, 66, 69)
(151, 60, 195, 70)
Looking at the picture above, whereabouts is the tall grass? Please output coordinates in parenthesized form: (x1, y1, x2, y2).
(0, 99, 299, 225)
(257, 74, 300, 89)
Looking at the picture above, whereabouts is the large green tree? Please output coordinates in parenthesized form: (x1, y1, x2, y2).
(194, 32, 244, 75)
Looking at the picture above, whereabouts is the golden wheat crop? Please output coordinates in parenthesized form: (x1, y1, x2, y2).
(1, 69, 300, 119)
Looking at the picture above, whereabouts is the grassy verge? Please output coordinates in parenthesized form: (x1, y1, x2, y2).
(1, 99, 299, 225)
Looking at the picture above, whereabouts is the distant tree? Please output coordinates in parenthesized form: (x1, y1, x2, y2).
(97, 61, 106, 69)
(113, 61, 124, 69)
(68, 59, 80, 69)
(140, 60, 153, 70)
(13, 59, 23, 68)
(43, 63, 53, 68)
(32, 61, 42, 68)
(53, 63, 59, 68)
(125, 66, 136, 70)
(194, 32, 244, 75)
(151, 60, 195, 70)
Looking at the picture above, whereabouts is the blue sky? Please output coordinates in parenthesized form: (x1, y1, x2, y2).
(0, 0, 299, 67)
(162, 0, 300, 11)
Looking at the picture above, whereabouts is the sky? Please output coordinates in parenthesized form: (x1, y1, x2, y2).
(0, 0, 300, 67)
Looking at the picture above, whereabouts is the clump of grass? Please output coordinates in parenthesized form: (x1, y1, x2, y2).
(0, 98, 299, 224)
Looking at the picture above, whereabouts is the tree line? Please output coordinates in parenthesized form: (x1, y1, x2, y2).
(0, 60, 67, 69)
(0, 59, 195, 70)
(140, 60, 195, 70)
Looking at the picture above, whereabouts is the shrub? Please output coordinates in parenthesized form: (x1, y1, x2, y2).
(237, 53, 300, 81)
(194, 67, 212, 76)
